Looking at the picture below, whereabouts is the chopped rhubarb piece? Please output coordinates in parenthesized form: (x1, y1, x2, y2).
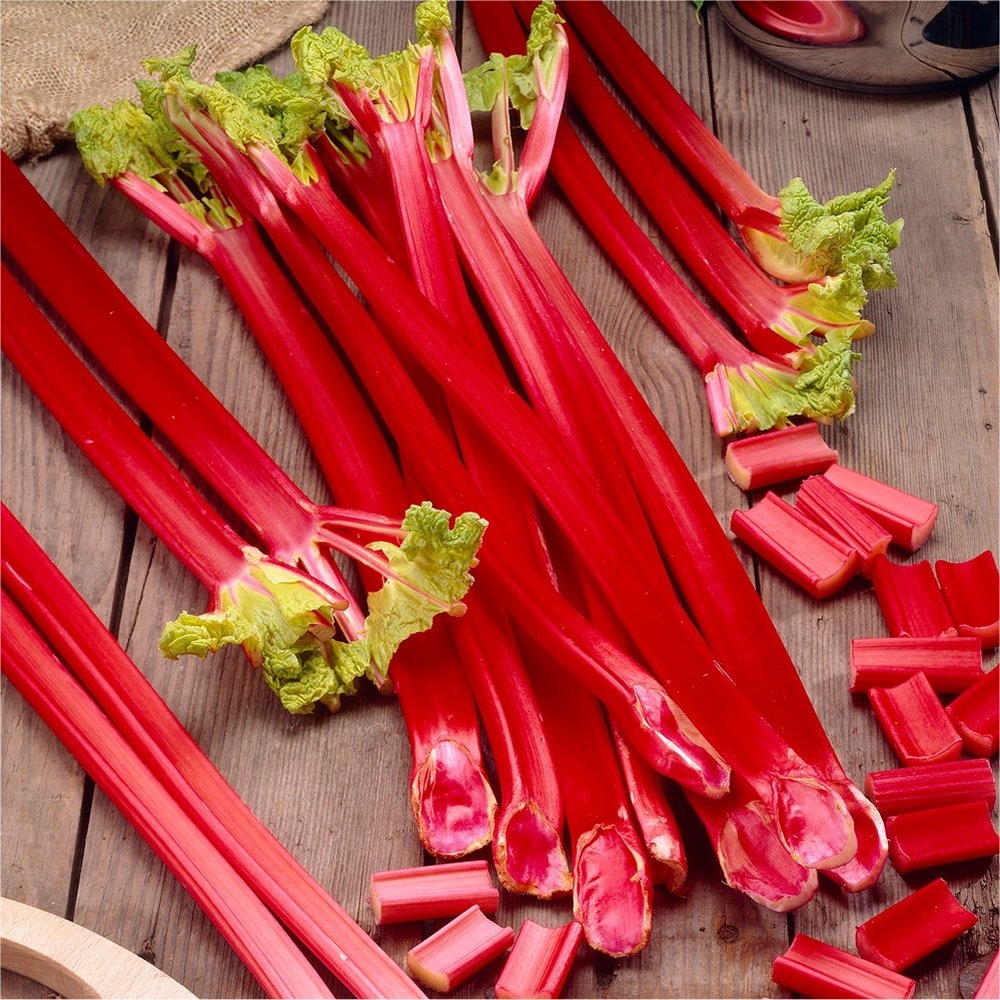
(868, 672, 963, 767)
(855, 877, 977, 972)
(822, 465, 938, 551)
(849, 636, 984, 695)
(973, 951, 999, 999)
(405, 905, 515, 993)
(369, 860, 499, 925)
(864, 758, 997, 817)
(494, 919, 584, 1000)
(730, 491, 860, 599)
(885, 799, 1000, 873)
(771, 933, 916, 999)
(945, 667, 1000, 757)
(795, 475, 892, 575)
(936, 551, 1000, 649)
(870, 555, 958, 639)
(725, 423, 838, 491)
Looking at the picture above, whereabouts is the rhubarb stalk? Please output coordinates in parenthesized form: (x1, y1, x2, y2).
(1, 148, 497, 860)
(557, 0, 899, 285)
(0, 508, 427, 999)
(0, 596, 337, 1000)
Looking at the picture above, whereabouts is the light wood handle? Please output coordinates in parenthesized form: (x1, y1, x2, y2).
(1, 897, 197, 999)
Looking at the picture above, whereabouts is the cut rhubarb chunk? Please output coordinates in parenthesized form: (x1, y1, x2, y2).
(885, 799, 1000, 873)
(870, 556, 958, 639)
(945, 666, 1000, 757)
(405, 905, 515, 993)
(822, 465, 938, 551)
(771, 933, 916, 999)
(935, 551, 1000, 649)
(725, 423, 838, 491)
(855, 877, 977, 972)
(868, 672, 963, 767)
(369, 860, 499, 924)
(849, 636, 984, 695)
(494, 919, 584, 1000)
(731, 491, 860, 599)
(864, 758, 997, 817)
(796, 474, 892, 575)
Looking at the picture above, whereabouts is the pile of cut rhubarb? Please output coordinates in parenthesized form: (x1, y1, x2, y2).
(1, 1, 995, 997)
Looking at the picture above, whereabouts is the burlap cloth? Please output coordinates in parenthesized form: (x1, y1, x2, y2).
(1, 1, 330, 162)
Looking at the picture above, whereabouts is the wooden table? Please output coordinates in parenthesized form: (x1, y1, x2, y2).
(2, 2, 997, 997)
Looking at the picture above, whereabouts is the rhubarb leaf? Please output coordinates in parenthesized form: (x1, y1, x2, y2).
(780, 172, 903, 291)
(365, 503, 488, 676)
(158, 556, 371, 714)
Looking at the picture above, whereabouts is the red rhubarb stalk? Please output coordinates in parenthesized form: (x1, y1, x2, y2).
(3, 262, 485, 721)
(885, 799, 1000, 873)
(494, 919, 584, 1000)
(611, 722, 688, 894)
(935, 550, 1000, 649)
(501, 1, 875, 367)
(0, 597, 337, 1000)
(864, 758, 998, 817)
(557, 1, 895, 285)
(771, 933, 916, 999)
(725, 423, 839, 491)
(467, 0, 886, 890)
(870, 555, 958, 639)
(286, 36, 575, 894)
(945, 666, 1000, 757)
(867, 672, 963, 767)
(544, 116, 856, 435)
(2, 147, 497, 859)
(530, 642, 654, 956)
(2, 265, 360, 702)
(730, 490, 861, 599)
(405, 905, 515, 992)
(849, 636, 984, 694)
(822, 464, 939, 551)
(117, 67, 732, 798)
(0, 509, 427, 999)
(855, 877, 977, 972)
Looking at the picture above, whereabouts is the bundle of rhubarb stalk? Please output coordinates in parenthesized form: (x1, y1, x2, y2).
(2, 1, 996, 997)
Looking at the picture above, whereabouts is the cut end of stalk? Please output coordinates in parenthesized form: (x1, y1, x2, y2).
(774, 772, 857, 871)
(819, 784, 888, 892)
(572, 825, 653, 958)
(494, 801, 572, 899)
(410, 739, 498, 859)
(715, 801, 818, 912)
(631, 684, 731, 797)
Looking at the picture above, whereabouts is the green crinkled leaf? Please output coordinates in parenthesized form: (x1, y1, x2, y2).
(779, 172, 903, 291)
(463, 0, 562, 129)
(158, 558, 360, 714)
(364, 502, 487, 676)
(792, 328, 861, 422)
